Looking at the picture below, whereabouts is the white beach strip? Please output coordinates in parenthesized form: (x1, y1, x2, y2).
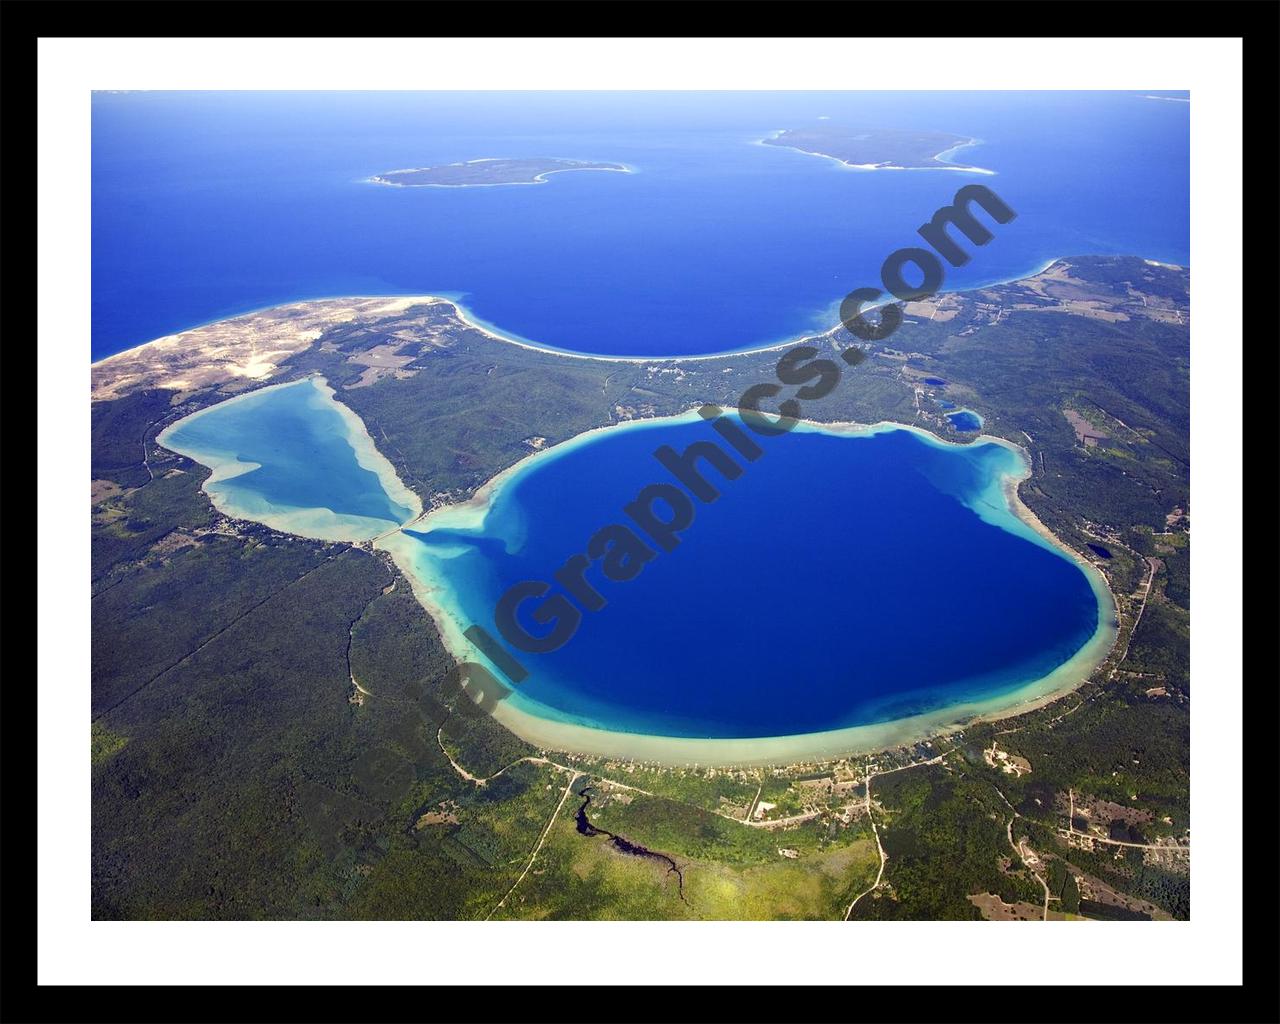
(758, 131, 996, 176)
(309, 377, 423, 523)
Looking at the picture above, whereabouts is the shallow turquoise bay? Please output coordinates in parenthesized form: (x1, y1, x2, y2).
(157, 377, 418, 541)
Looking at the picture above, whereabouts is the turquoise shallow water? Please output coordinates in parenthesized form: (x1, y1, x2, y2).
(157, 378, 418, 540)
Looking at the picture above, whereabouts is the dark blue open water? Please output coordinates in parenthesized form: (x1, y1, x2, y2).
(93, 91, 1188, 360)
(947, 410, 984, 432)
(405, 418, 1105, 738)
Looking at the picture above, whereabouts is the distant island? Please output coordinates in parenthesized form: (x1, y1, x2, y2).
(370, 157, 630, 188)
(763, 126, 992, 173)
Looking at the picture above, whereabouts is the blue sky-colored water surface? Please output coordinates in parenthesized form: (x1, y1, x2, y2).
(160, 378, 415, 529)
(92, 91, 1188, 359)
(407, 418, 1103, 738)
(947, 410, 984, 432)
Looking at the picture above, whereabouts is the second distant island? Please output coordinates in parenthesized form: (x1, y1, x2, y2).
(370, 157, 630, 188)
(763, 126, 991, 173)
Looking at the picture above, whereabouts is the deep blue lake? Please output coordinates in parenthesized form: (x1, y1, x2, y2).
(947, 410, 984, 432)
(93, 91, 1188, 360)
(402, 416, 1109, 739)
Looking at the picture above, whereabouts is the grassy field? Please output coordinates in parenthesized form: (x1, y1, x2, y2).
(492, 781, 879, 921)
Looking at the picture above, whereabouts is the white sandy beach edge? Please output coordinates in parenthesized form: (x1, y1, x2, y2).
(754, 131, 996, 176)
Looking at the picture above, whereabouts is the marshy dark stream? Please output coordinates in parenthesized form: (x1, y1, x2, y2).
(575, 786, 687, 904)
